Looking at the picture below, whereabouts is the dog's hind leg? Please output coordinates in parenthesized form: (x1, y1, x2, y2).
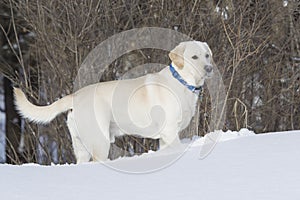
(91, 137, 110, 162)
(67, 112, 91, 163)
(91, 115, 111, 162)
(72, 136, 92, 163)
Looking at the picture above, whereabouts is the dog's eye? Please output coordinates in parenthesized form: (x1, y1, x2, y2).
(205, 54, 210, 58)
(192, 55, 198, 60)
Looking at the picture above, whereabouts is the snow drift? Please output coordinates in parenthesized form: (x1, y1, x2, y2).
(1, 129, 300, 200)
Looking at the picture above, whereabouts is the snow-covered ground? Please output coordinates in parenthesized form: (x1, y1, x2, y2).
(1, 129, 300, 200)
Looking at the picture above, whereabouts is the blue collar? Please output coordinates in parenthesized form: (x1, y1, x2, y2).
(169, 64, 202, 95)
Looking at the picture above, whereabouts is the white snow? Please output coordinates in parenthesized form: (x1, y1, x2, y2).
(1, 129, 300, 200)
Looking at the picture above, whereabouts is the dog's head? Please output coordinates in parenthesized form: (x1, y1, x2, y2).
(169, 41, 214, 87)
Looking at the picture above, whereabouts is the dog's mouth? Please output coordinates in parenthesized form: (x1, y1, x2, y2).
(206, 71, 213, 78)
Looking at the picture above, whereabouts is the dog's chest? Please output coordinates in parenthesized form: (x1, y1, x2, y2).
(179, 91, 198, 130)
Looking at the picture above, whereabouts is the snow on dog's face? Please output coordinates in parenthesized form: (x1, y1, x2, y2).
(169, 41, 214, 87)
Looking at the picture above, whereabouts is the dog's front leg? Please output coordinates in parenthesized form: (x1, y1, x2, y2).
(159, 129, 181, 150)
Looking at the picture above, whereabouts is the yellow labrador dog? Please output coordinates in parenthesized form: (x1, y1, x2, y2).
(14, 41, 214, 163)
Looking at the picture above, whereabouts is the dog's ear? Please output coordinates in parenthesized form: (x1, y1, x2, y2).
(169, 42, 186, 69)
(203, 42, 213, 56)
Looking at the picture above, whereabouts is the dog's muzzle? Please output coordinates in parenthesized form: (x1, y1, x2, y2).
(204, 65, 213, 77)
(204, 65, 213, 73)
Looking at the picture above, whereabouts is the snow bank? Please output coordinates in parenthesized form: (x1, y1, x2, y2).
(1, 129, 300, 200)
(191, 128, 256, 147)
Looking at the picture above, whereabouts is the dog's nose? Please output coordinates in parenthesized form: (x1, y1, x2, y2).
(204, 65, 213, 73)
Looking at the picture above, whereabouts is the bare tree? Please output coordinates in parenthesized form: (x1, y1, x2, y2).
(0, 0, 299, 164)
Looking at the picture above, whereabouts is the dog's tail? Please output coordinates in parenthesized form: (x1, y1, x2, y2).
(13, 87, 73, 124)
